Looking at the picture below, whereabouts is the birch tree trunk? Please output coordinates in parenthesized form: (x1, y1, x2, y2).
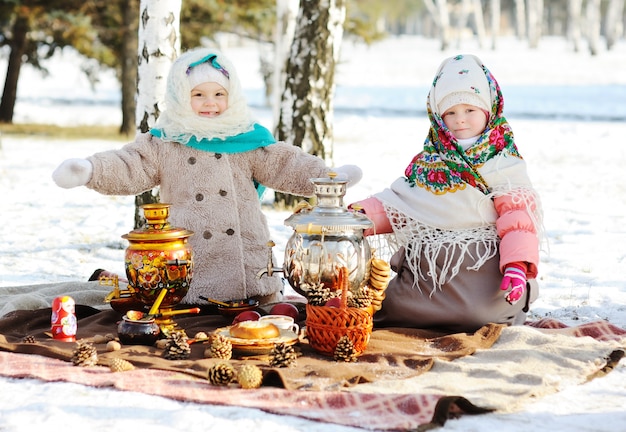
(471, 0, 487, 48)
(134, 0, 181, 228)
(490, 0, 501, 50)
(455, 0, 472, 48)
(605, 0, 624, 50)
(527, 0, 544, 48)
(585, 0, 601, 55)
(272, 0, 299, 130)
(567, 0, 583, 52)
(423, 0, 452, 50)
(514, 0, 526, 39)
(274, 0, 346, 209)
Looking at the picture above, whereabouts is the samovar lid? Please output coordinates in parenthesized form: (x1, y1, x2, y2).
(284, 173, 373, 233)
(121, 203, 193, 242)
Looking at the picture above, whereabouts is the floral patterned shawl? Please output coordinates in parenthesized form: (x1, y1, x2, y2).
(373, 55, 539, 292)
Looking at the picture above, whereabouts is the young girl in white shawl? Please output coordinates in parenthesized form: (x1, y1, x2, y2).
(351, 54, 542, 333)
(52, 48, 361, 305)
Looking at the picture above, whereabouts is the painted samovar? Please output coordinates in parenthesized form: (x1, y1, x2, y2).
(121, 203, 194, 330)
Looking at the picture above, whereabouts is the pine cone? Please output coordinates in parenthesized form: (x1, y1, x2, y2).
(237, 364, 263, 389)
(334, 336, 358, 362)
(207, 362, 236, 386)
(71, 341, 98, 367)
(348, 285, 373, 308)
(22, 335, 36, 344)
(206, 334, 232, 360)
(269, 342, 297, 368)
(162, 332, 191, 360)
(303, 282, 331, 306)
(109, 358, 135, 372)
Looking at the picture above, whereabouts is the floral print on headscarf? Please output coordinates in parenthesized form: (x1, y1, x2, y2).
(404, 55, 522, 196)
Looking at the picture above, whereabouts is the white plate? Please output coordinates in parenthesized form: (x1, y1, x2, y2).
(214, 326, 299, 355)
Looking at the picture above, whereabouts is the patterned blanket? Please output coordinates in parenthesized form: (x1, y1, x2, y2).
(0, 305, 624, 430)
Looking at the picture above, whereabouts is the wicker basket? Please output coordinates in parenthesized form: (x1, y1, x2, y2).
(305, 304, 373, 356)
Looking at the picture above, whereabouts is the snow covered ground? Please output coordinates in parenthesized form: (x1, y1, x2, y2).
(1, 35, 625, 431)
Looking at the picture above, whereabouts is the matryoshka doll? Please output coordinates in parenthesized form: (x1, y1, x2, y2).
(51, 295, 77, 342)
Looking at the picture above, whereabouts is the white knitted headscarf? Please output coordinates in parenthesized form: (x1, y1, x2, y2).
(153, 48, 255, 143)
(432, 54, 491, 115)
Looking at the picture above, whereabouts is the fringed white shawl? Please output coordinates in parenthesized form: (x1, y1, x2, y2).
(373, 54, 543, 295)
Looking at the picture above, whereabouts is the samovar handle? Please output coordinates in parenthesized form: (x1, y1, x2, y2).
(165, 259, 190, 265)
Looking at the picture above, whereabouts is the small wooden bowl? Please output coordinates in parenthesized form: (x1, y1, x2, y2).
(217, 298, 260, 318)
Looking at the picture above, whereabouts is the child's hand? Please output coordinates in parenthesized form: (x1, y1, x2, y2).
(500, 263, 527, 305)
(52, 158, 93, 188)
(332, 164, 362, 187)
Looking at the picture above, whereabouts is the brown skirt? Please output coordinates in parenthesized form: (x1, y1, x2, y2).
(374, 246, 538, 333)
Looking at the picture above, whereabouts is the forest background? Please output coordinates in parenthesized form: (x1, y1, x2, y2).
(2, 0, 623, 131)
(1, 0, 624, 216)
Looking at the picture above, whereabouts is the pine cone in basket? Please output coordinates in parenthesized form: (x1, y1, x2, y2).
(269, 342, 297, 368)
(162, 332, 191, 360)
(207, 362, 236, 386)
(206, 334, 232, 360)
(334, 336, 359, 362)
(302, 281, 332, 306)
(237, 364, 263, 389)
(72, 340, 98, 367)
(348, 285, 373, 308)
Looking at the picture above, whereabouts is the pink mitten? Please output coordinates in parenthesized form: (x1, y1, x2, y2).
(500, 263, 527, 305)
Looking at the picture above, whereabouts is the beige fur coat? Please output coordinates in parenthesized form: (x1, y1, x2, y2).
(86, 132, 329, 303)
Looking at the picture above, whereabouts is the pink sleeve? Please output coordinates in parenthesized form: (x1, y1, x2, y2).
(349, 197, 392, 236)
(494, 194, 539, 278)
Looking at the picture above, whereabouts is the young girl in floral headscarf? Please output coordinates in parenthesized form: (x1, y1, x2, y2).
(52, 47, 361, 305)
(351, 54, 542, 333)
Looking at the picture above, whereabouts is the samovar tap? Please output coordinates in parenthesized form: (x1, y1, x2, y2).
(256, 240, 284, 278)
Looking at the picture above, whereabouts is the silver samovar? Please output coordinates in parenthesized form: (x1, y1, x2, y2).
(259, 173, 373, 297)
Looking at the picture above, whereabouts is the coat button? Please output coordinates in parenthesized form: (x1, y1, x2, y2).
(215, 153, 222, 159)
(195, 193, 204, 201)
(219, 189, 227, 196)
(203, 231, 212, 239)
(226, 228, 234, 235)
(188, 157, 196, 165)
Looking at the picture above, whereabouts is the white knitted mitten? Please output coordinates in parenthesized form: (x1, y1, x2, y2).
(332, 164, 363, 188)
(52, 158, 93, 189)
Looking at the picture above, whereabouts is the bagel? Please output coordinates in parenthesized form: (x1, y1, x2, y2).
(370, 271, 390, 282)
(229, 320, 280, 340)
(370, 274, 390, 286)
(371, 268, 390, 278)
(371, 258, 390, 270)
(369, 279, 389, 291)
(372, 267, 391, 277)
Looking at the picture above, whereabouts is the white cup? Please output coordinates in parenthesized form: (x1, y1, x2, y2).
(259, 315, 299, 334)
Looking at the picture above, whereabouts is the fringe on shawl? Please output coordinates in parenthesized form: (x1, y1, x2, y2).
(378, 185, 546, 296)
(382, 204, 500, 296)
(367, 233, 401, 263)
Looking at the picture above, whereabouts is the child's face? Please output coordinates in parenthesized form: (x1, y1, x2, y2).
(190, 82, 229, 118)
(441, 104, 489, 139)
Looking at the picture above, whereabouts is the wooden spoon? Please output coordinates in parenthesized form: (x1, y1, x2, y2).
(199, 296, 231, 307)
(125, 308, 201, 321)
